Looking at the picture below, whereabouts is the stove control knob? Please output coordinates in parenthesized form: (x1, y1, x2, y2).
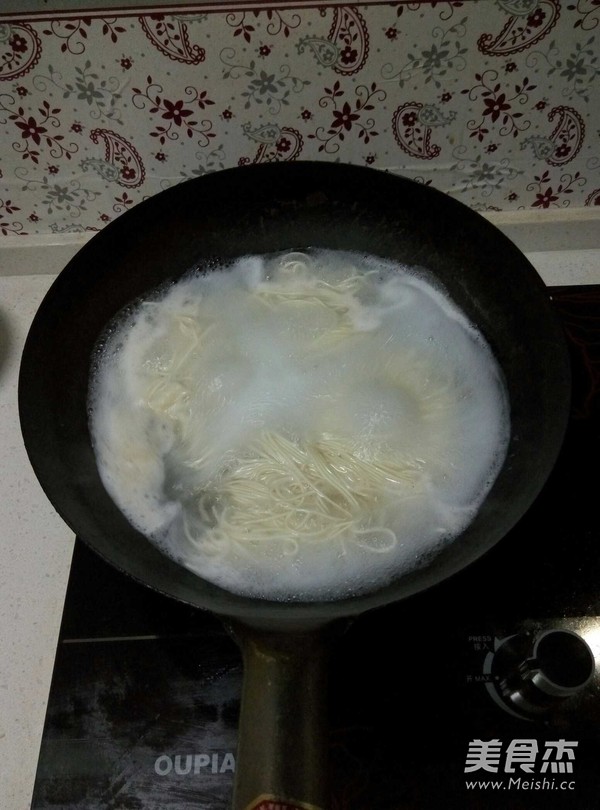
(488, 629, 596, 719)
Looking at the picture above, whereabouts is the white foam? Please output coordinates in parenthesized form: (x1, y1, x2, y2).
(88, 250, 510, 601)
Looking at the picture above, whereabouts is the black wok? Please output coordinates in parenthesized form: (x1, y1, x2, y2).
(19, 162, 570, 810)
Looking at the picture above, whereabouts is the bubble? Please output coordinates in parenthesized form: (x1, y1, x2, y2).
(88, 249, 510, 602)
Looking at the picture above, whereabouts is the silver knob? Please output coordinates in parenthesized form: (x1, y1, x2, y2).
(489, 629, 595, 719)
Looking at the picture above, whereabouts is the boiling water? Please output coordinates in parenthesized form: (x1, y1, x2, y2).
(88, 250, 510, 601)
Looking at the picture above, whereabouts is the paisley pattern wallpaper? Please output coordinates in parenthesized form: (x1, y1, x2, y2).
(0, 0, 599, 237)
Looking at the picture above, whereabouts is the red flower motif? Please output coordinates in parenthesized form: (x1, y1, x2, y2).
(533, 188, 558, 208)
(121, 166, 136, 180)
(505, 62, 517, 73)
(340, 46, 358, 65)
(555, 143, 571, 158)
(221, 108, 233, 120)
(162, 99, 193, 126)
(16, 86, 29, 97)
(276, 137, 291, 153)
(16, 116, 47, 145)
(332, 102, 360, 131)
(507, 192, 518, 201)
(47, 164, 59, 174)
(385, 27, 398, 40)
(365, 153, 376, 165)
(154, 151, 167, 162)
(99, 213, 111, 222)
(300, 109, 312, 121)
(486, 143, 498, 153)
(28, 212, 40, 222)
(402, 111, 418, 127)
(9, 34, 28, 53)
(258, 44, 271, 57)
(120, 56, 133, 70)
(440, 92, 452, 103)
(535, 99, 548, 111)
(71, 121, 84, 133)
(483, 94, 511, 122)
(527, 8, 546, 27)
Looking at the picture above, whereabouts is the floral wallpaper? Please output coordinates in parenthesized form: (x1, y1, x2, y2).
(0, 0, 599, 238)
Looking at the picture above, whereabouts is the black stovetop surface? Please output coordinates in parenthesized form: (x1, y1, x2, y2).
(32, 285, 600, 810)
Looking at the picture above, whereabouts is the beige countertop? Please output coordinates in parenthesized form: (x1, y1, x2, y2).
(0, 274, 75, 809)
(1, 227, 599, 808)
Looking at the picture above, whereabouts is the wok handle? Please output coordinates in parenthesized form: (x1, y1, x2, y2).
(229, 621, 332, 810)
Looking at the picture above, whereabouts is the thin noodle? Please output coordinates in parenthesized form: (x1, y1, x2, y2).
(116, 253, 467, 569)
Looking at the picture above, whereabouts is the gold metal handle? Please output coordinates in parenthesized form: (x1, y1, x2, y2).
(229, 622, 332, 810)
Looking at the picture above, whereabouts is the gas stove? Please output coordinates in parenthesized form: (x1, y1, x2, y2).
(31, 285, 600, 809)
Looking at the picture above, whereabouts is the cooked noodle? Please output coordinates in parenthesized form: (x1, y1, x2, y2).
(89, 249, 510, 601)
(134, 253, 439, 564)
(181, 429, 424, 560)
